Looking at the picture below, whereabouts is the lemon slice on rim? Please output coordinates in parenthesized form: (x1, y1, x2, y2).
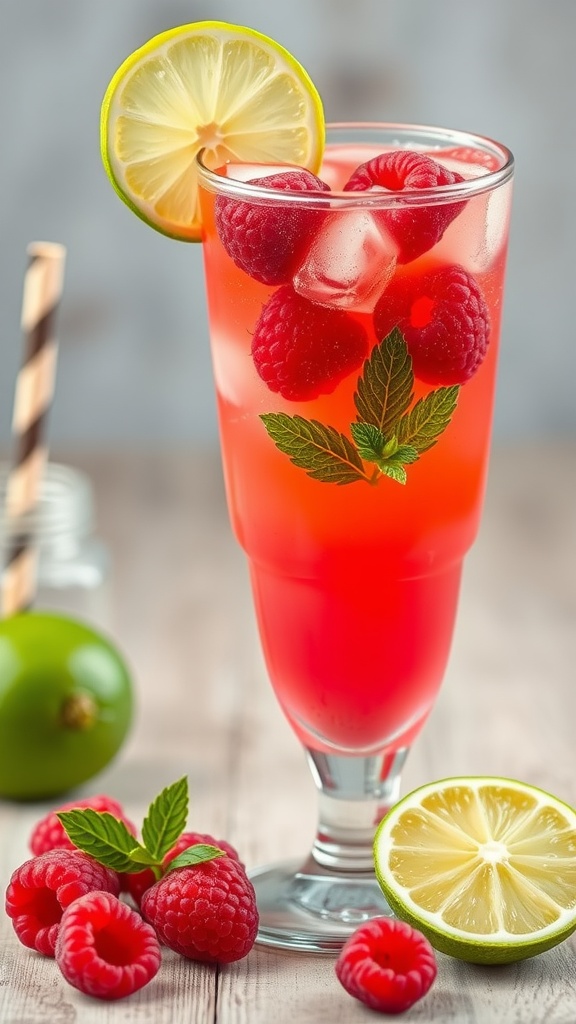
(100, 21, 325, 241)
(374, 776, 576, 964)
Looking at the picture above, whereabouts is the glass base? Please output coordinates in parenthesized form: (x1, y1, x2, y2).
(250, 856, 393, 953)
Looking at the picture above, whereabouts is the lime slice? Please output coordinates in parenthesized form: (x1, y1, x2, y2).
(100, 21, 325, 241)
(374, 776, 576, 964)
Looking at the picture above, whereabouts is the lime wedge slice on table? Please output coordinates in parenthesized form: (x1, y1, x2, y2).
(100, 21, 325, 241)
(374, 776, 576, 964)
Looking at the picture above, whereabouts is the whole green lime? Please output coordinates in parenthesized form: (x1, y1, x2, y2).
(0, 612, 134, 801)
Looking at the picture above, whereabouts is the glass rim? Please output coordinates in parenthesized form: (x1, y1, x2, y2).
(196, 120, 514, 209)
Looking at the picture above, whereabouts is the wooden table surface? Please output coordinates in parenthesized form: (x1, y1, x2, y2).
(1, 443, 575, 1023)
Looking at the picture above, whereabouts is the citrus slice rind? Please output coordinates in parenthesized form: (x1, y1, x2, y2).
(374, 776, 576, 964)
(100, 21, 325, 241)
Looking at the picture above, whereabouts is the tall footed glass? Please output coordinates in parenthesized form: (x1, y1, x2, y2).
(197, 123, 514, 951)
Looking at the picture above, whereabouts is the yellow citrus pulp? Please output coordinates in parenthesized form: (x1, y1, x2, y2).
(100, 21, 325, 240)
(374, 776, 576, 964)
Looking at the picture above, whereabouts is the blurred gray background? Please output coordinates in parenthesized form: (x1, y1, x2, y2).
(0, 0, 574, 449)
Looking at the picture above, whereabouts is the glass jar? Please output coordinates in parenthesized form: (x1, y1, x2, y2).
(0, 462, 111, 630)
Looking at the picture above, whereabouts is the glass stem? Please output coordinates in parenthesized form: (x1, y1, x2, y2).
(305, 747, 409, 872)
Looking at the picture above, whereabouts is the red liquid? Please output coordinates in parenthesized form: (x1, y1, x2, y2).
(199, 143, 512, 755)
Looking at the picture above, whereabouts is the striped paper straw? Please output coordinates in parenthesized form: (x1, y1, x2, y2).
(2, 241, 66, 616)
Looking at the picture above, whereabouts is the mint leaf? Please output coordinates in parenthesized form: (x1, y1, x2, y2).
(261, 413, 367, 485)
(396, 385, 459, 454)
(141, 776, 188, 862)
(350, 421, 385, 462)
(57, 809, 149, 873)
(379, 462, 409, 485)
(381, 436, 400, 459)
(390, 444, 419, 465)
(123, 847, 160, 867)
(167, 845, 226, 873)
(354, 328, 413, 436)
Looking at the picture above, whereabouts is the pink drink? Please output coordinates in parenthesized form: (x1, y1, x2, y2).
(198, 126, 513, 757)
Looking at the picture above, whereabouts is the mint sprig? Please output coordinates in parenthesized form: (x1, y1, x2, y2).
(260, 329, 459, 487)
(57, 777, 225, 880)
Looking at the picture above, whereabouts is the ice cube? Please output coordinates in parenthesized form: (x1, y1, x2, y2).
(484, 180, 513, 264)
(433, 179, 513, 273)
(293, 210, 399, 312)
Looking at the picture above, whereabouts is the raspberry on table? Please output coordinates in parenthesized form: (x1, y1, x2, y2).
(344, 150, 466, 264)
(55, 890, 161, 1000)
(252, 285, 368, 401)
(29, 794, 136, 856)
(5, 848, 120, 956)
(215, 168, 330, 285)
(141, 853, 259, 964)
(373, 263, 490, 385)
(335, 917, 437, 1015)
(125, 831, 243, 906)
